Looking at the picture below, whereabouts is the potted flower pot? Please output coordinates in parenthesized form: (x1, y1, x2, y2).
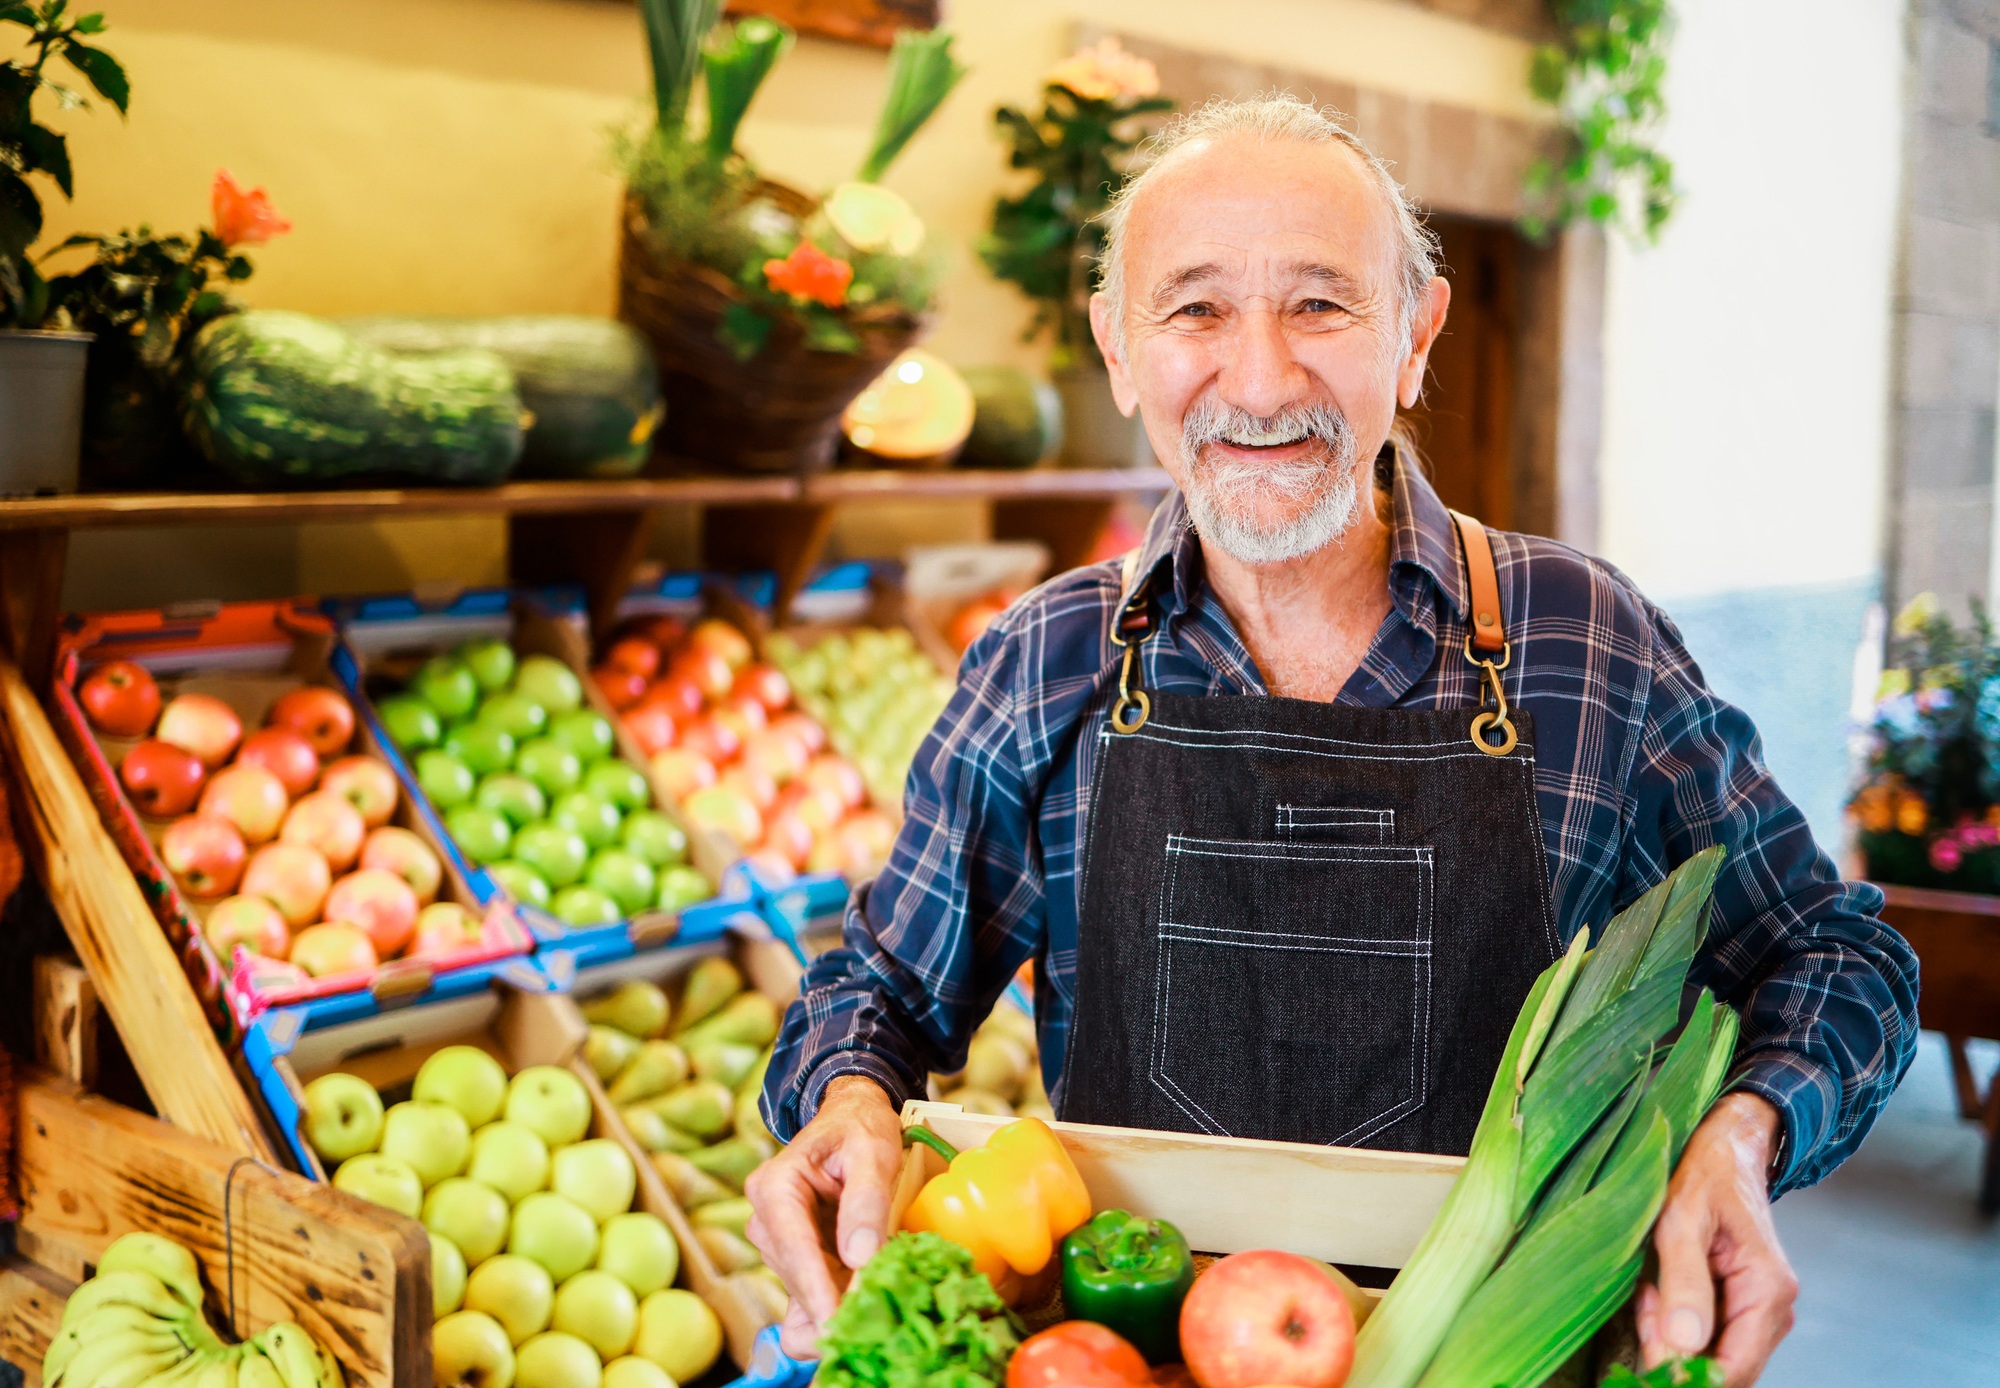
(0, 328, 91, 495)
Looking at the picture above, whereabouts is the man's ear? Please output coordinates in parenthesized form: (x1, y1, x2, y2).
(1089, 292, 1141, 417)
(1396, 276, 1451, 410)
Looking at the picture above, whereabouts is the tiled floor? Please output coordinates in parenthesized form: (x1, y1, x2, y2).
(1762, 1035, 2000, 1386)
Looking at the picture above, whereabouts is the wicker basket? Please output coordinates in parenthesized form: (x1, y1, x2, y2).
(618, 186, 924, 474)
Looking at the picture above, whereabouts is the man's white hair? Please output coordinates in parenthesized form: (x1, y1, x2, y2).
(1095, 94, 1440, 353)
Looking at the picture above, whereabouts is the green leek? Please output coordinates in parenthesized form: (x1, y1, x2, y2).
(638, 0, 723, 133)
(857, 29, 965, 182)
(703, 17, 792, 162)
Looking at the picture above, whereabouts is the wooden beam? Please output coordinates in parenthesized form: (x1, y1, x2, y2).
(508, 509, 658, 642)
(32, 954, 98, 1088)
(0, 1255, 69, 1386)
(993, 496, 1116, 575)
(703, 501, 838, 624)
(0, 527, 68, 686)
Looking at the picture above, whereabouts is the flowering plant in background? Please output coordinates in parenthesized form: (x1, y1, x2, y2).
(1850, 593, 2000, 891)
(980, 37, 1172, 367)
(210, 169, 292, 248)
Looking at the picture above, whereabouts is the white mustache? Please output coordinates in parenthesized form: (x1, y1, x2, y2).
(1180, 399, 1355, 459)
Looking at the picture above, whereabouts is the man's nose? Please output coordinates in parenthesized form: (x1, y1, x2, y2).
(1215, 306, 1311, 419)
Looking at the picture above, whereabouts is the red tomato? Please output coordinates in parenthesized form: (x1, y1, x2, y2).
(1008, 1323, 1152, 1388)
(79, 659, 161, 737)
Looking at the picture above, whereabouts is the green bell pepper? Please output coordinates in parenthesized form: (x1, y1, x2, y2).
(1059, 1208, 1196, 1364)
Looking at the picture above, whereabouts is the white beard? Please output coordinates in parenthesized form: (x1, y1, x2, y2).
(1178, 399, 1364, 565)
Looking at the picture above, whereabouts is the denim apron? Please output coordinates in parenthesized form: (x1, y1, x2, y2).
(1056, 512, 1561, 1156)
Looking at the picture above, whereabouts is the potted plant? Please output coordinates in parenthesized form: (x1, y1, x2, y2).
(980, 38, 1170, 468)
(617, 0, 963, 474)
(0, 2, 129, 495)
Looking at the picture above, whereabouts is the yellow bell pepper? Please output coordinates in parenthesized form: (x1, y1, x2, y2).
(899, 1117, 1093, 1304)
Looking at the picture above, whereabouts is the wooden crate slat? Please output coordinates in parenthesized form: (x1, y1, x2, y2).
(0, 1256, 70, 1385)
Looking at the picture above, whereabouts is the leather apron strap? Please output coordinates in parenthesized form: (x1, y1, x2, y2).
(1449, 509, 1505, 654)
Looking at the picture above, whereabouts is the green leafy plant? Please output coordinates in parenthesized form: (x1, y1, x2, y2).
(980, 37, 1171, 368)
(1522, 0, 1675, 243)
(0, 1, 130, 326)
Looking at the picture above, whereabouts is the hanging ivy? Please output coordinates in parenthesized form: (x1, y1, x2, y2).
(1522, 0, 1676, 242)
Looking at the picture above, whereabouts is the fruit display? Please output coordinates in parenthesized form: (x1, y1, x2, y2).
(43, 1231, 344, 1388)
(590, 613, 898, 881)
(300, 1045, 726, 1387)
(765, 624, 953, 814)
(370, 635, 715, 929)
(573, 959, 790, 1323)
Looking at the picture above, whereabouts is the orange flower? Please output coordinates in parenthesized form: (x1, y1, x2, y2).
(763, 240, 853, 309)
(212, 169, 292, 248)
(1046, 37, 1160, 104)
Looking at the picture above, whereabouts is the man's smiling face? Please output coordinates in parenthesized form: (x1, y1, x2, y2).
(1091, 131, 1445, 565)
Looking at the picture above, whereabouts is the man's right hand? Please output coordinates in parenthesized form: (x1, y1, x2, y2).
(744, 1074, 905, 1359)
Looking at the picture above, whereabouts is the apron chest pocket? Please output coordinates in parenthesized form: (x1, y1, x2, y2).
(1151, 835, 1434, 1147)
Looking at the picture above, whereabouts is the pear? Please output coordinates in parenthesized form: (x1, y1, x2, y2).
(695, 1226, 761, 1274)
(745, 1267, 790, 1322)
(584, 979, 671, 1039)
(733, 1091, 773, 1148)
(607, 1040, 690, 1105)
(942, 1087, 1015, 1118)
(686, 1136, 770, 1191)
(673, 957, 744, 1035)
(584, 1025, 641, 1083)
(688, 1040, 761, 1091)
(676, 993, 779, 1052)
(691, 1197, 754, 1238)
(980, 1004, 1037, 1049)
(621, 1105, 701, 1154)
(650, 1151, 735, 1209)
(963, 1033, 1030, 1103)
(652, 1080, 733, 1139)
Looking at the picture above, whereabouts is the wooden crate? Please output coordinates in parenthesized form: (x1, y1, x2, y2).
(0, 1066, 427, 1388)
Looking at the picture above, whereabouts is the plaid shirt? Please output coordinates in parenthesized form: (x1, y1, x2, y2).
(765, 454, 1919, 1195)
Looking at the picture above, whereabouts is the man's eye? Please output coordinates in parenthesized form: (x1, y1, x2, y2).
(1172, 302, 1215, 319)
(1299, 298, 1343, 314)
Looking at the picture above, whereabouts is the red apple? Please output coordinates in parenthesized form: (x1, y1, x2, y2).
(409, 901, 484, 957)
(593, 665, 649, 712)
(320, 755, 399, 828)
(267, 686, 355, 758)
(237, 727, 320, 798)
(120, 740, 208, 818)
(157, 693, 243, 768)
(732, 662, 791, 713)
(948, 595, 1009, 654)
(1178, 1250, 1355, 1388)
(197, 763, 290, 845)
(742, 730, 809, 787)
(770, 712, 827, 756)
(281, 791, 367, 872)
(360, 826, 443, 905)
(79, 660, 161, 737)
(242, 841, 333, 928)
(803, 754, 867, 811)
(776, 779, 846, 834)
(161, 814, 248, 898)
(688, 617, 753, 672)
(288, 922, 377, 978)
(834, 809, 898, 877)
(623, 703, 678, 758)
(720, 763, 779, 814)
(683, 785, 763, 849)
(640, 675, 704, 723)
(760, 808, 815, 870)
(680, 715, 741, 766)
(668, 647, 734, 703)
(205, 893, 290, 961)
(324, 867, 419, 958)
(649, 749, 717, 801)
(604, 638, 662, 679)
(721, 691, 769, 732)
(632, 614, 686, 648)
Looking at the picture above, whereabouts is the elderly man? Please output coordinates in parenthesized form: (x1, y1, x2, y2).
(747, 96, 1918, 1383)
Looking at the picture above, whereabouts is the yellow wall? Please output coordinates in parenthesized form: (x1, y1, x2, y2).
(51, 0, 1535, 607)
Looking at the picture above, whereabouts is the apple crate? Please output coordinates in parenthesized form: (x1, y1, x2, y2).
(327, 586, 752, 970)
(50, 599, 536, 1036)
(241, 974, 804, 1388)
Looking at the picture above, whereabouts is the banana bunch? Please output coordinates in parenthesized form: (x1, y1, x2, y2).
(43, 1233, 344, 1388)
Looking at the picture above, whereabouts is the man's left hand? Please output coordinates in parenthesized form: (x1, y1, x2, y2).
(1638, 1092, 1799, 1386)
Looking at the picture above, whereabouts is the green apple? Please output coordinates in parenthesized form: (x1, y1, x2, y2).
(414, 656, 481, 725)
(448, 804, 515, 865)
(548, 710, 617, 766)
(516, 738, 585, 798)
(618, 812, 687, 868)
(459, 637, 519, 694)
(414, 1044, 510, 1128)
(380, 1099, 471, 1188)
(377, 694, 443, 751)
(444, 721, 518, 777)
(465, 1254, 556, 1347)
(602, 1357, 673, 1388)
(480, 691, 550, 742)
(505, 1065, 593, 1147)
(332, 1153, 422, 1218)
(552, 1270, 638, 1360)
(302, 1071, 384, 1164)
(416, 749, 477, 809)
(551, 885, 621, 928)
(595, 1213, 679, 1299)
(585, 850, 657, 917)
(424, 1175, 511, 1265)
(508, 1192, 600, 1283)
(515, 1331, 604, 1388)
(515, 655, 584, 716)
(433, 1311, 516, 1388)
(468, 1119, 552, 1203)
(550, 792, 622, 852)
(550, 1139, 637, 1224)
(633, 1288, 722, 1383)
(513, 823, 590, 889)
(654, 865, 712, 914)
(488, 860, 553, 909)
(478, 773, 549, 828)
(583, 760, 650, 814)
(432, 1232, 468, 1318)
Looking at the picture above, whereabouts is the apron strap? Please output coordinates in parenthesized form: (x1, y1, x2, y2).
(1448, 509, 1506, 653)
(1110, 549, 1153, 734)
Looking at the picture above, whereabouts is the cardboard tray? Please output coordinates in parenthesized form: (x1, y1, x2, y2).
(51, 599, 536, 1034)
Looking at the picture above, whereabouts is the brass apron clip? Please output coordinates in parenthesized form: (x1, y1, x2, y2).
(1463, 633, 1517, 757)
(1110, 594, 1152, 735)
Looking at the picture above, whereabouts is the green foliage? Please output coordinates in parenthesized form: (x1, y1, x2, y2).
(0, 1, 130, 327)
(703, 18, 791, 164)
(638, 0, 723, 135)
(46, 226, 247, 371)
(1522, 0, 1676, 244)
(858, 29, 967, 184)
(1603, 1359, 1723, 1388)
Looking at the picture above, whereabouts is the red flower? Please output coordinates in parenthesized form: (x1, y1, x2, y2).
(212, 169, 292, 248)
(763, 240, 853, 309)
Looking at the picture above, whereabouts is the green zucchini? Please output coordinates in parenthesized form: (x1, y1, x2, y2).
(182, 311, 524, 487)
(343, 315, 663, 479)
